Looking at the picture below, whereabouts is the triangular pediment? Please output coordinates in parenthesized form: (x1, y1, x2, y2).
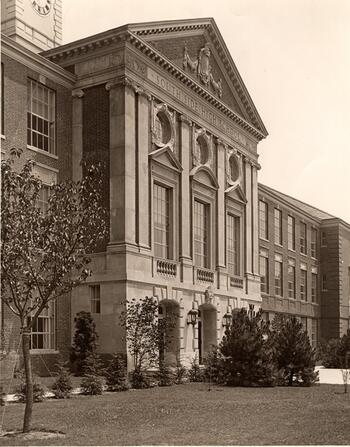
(226, 184, 247, 203)
(149, 147, 182, 171)
(129, 18, 267, 135)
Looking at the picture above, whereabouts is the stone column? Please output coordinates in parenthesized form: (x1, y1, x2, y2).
(216, 139, 226, 270)
(71, 89, 84, 182)
(106, 78, 136, 247)
(135, 87, 151, 250)
(179, 115, 192, 282)
(245, 158, 253, 274)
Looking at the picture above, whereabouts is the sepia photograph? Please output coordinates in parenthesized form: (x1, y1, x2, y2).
(0, 0, 349, 444)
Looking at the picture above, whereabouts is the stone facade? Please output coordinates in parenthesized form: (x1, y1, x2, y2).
(1, 15, 349, 375)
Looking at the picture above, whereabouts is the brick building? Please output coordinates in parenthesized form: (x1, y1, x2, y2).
(1, 0, 349, 374)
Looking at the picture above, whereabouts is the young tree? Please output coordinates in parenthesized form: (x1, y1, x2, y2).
(70, 311, 99, 375)
(120, 296, 175, 383)
(1, 150, 107, 432)
(219, 308, 275, 386)
(271, 315, 318, 386)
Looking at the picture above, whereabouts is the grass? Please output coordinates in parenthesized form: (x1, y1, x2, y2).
(0, 383, 350, 445)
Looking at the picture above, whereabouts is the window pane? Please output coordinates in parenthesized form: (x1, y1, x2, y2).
(259, 201, 268, 239)
(194, 200, 209, 268)
(153, 184, 170, 259)
(227, 214, 240, 276)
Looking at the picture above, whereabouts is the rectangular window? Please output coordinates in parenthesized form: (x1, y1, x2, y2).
(259, 200, 268, 240)
(322, 274, 327, 291)
(274, 208, 282, 245)
(38, 185, 50, 214)
(227, 214, 240, 276)
(274, 257, 283, 297)
(29, 302, 55, 350)
(0, 63, 4, 135)
(27, 79, 56, 154)
(259, 250, 269, 294)
(300, 268, 307, 301)
(311, 228, 317, 258)
(194, 200, 209, 268)
(288, 216, 295, 250)
(153, 184, 171, 259)
(311, 319, 318, 347)
(311, 273, 317, 303)
(288, 265, 296, 299)
(90, 285, 101, 314)
(321, 231, 327, 246)
(300, 222, 307, 255)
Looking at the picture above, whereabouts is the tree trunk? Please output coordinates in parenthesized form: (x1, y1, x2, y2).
(288, 370, 294, 386)
(22, 330, 33, 433)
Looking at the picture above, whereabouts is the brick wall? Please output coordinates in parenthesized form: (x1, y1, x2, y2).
(82, 84, 110, 251)
(1, 53, 73, 376)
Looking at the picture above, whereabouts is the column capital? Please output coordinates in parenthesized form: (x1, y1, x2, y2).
(133, 85, 152, 101)
(179, 114, 192, 126)
(72, 88, 84, 99)
(105, 76, 133, 91)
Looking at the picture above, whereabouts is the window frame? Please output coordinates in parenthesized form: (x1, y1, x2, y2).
(90, 285, 101, 314)
(259, 249, 269, 294)
(153, 182, 172, 260)
(1, 63, 4, 136)
(311, 228, 317, 259)
(27, 78, 56, 155)
(300, 222, 307, 255)
(259, 200, 269, 240)
(288, 262, 296, 299)
(274, 208, 282, 246)
(227, 213, 241, 277)
(287, 215, 295, 251)
(300, 267, 307, 301)
(29, 300, 56, 352)
(274, 255, 283, 297)
(193, 198, 210, 269)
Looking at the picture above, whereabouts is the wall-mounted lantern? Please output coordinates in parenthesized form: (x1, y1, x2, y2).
(222, 312, 233, 328)
(187, 309, 198, 325)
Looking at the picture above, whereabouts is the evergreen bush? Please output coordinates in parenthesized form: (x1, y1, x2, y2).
(271, 315, 318, 386)
(188, 355, 203, 382)
(80, 353, 105, 395)
(0, 386, 6, 406)
(131, 367, 151, 389)
(203, 346, 223, 384)
(219, 309, 275, 387)
(15, 372, 46, 403)
(70, 311, 99, 375)
(174, 358, 187, 384)
(104, 354, 129, 391)
(52, 360, 73, 399)
(317, 338, 341, 367)
(158, 361, 174, 387)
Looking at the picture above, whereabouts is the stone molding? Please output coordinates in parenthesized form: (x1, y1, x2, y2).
(71, 88, 84, 99)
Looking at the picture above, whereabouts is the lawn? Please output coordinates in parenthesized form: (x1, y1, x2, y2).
(1, 383, 350, 445)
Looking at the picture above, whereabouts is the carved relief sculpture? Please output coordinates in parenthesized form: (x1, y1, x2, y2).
(226, 147, 243, 189)
(151, 102, 175, 152)
(183, 43, 223, 98)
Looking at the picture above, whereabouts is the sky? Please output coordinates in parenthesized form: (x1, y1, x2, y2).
(63, 0, 350, 223)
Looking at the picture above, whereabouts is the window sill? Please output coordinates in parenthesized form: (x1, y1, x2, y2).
(259, 237, 269, 243)
(288, 248, 296, 253)
(274, 242, 283, 248)
(30, 349, 59, 354)
(27, 145, 58, 160)
(0, 134, 5, 140)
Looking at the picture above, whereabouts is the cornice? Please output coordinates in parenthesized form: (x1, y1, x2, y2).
(1, 34, 76, 88)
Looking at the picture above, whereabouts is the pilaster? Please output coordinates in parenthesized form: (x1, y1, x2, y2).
(245, 158, 253, 274)
(216, 138, 226, 270)
(135, 86, 151, 251)
(252, 164, 259, 275)
(71, 89, 84, 182)
(106, 78, 136, 247)
(179, 114, 193, 282)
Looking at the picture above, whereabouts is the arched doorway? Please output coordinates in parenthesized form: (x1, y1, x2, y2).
(158, 300, 180, 365)
(198, 304, 217, 364)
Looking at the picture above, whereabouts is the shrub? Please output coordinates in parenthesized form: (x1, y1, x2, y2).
(15, 372, 46, 403)
(131, 367, 150, 389)
(271, 315, 318, 386)
(220, 309, 275, 386)
(0, 386, 6, 406)
(317, 338, 341, 367)
(52, 361, 73, 399)
(174, 359, 187, 384)
(203, 346, 223, 384)
(188, 355, 203, 382)
(70, 311, 99, 375)
(104, 354, 129, 392)
(158, 361, 174, 387)
(80, 352, 105, 395)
